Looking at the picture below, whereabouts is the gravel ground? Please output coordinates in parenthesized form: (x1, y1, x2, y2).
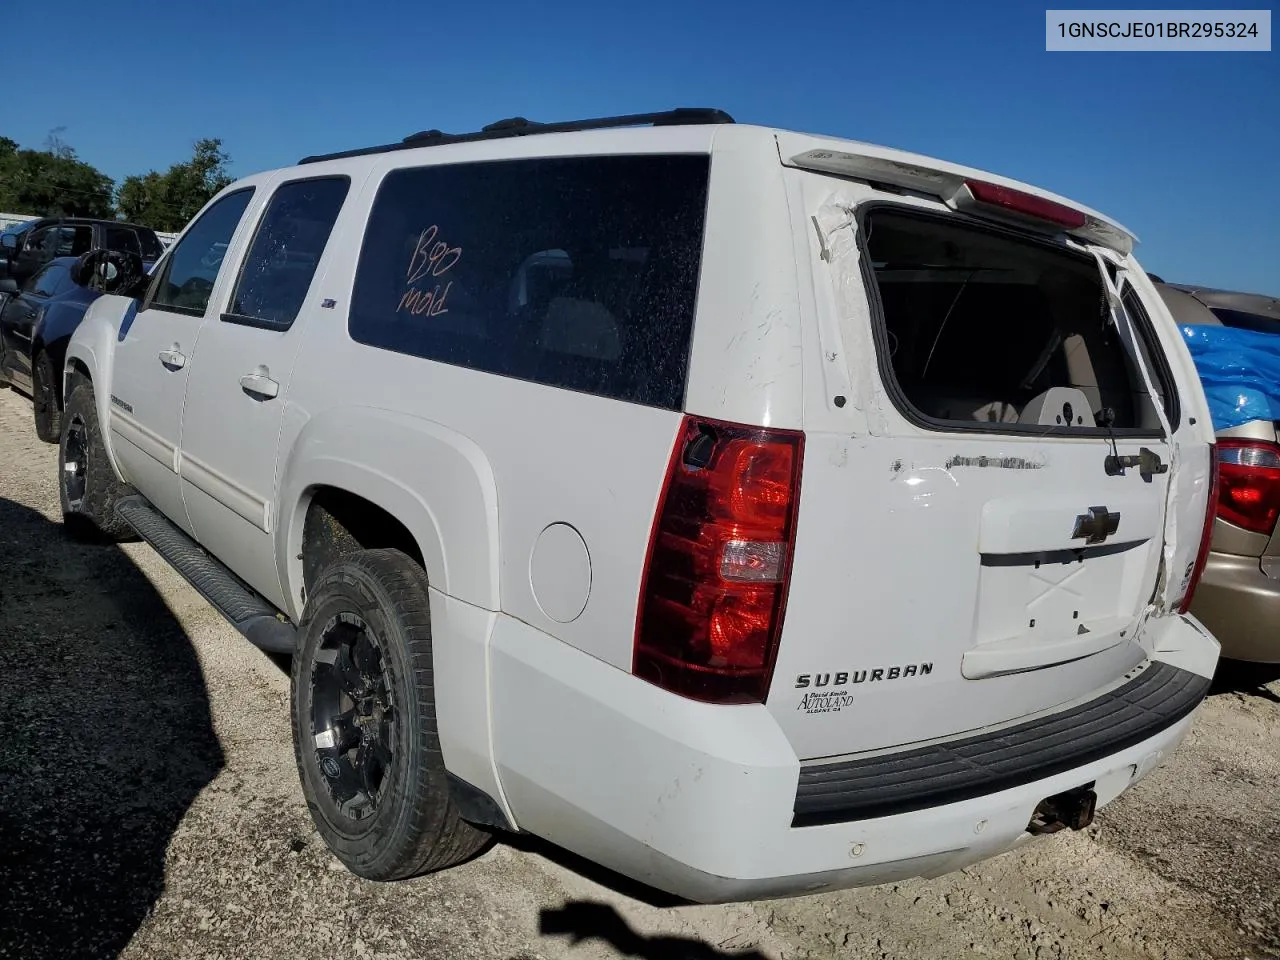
(1, 385, 1278, 960)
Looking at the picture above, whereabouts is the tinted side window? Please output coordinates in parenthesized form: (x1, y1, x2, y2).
(55, 226, 93, 257)
(349, 155, 710, 410)
(226, 177, 350, 329)
(104, 226, 142, 256)
(137, 230, 165, 261)
(1210, 307, 1280, 336)
(149, 189, 254, 315)
(26, 227, 57, 257)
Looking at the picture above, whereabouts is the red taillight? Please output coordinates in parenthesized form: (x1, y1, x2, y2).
(961, 179, 1089, 230)
(1178, 444, 1220, 615)
(633, 416, 804, 704)
(1215, 439, 1280, 535)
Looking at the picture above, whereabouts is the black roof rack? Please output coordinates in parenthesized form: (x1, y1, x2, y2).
(298, 108, 734, 165)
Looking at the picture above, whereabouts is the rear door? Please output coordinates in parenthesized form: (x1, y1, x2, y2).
(771, 173, 1190, 760)
(177, 173, 353, 610)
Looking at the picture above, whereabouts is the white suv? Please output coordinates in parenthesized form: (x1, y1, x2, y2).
(61, 109, 1221, 903)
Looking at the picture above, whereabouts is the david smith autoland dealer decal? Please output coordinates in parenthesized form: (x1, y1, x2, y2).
(797, 690, 856, 714)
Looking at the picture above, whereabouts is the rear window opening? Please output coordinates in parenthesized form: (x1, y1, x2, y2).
(863, 207, 1174, 434)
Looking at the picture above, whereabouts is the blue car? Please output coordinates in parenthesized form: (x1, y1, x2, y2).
(0, 251, 145, 442)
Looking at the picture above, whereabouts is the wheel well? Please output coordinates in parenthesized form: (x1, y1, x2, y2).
(301, 487, 425, 596)
(34, 339, 70, 404)
(65, 356, 91, 391)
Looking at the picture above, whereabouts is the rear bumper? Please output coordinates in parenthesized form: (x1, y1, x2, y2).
(487, 614, 1215, 904)
(1191, 552, 1280, 663)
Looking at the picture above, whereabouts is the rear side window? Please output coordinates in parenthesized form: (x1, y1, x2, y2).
(148, 189, 254, 315)
(863, 207, 1175, 433)
(226, 176, 349, 329)
(54, 226, 93, 257)
(349, 154, 710, 410)
(1210, 306, 1280, 336)
(104, 226, 142, 256)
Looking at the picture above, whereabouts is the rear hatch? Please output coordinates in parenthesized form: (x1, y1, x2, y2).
(769, 147, 1197, 760)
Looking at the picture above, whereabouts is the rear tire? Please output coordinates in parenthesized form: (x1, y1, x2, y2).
(33, 351, 62, 444)
(59, 371, 136, 542)
(291, 548, 490, 880)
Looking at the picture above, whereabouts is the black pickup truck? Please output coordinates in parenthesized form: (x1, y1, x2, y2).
(0, 217, 163, 287)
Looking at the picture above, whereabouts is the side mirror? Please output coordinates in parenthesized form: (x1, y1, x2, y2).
(73, 248, 146, 296)
(0, 234, 16, 253)
(0, 277, 19, 295)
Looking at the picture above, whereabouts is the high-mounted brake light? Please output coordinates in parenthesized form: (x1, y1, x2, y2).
(1214, 439, 1280, 535)
(633, 416, 804, 704)
(1178, 444, 1220, 615)
(960, 179, 1089, 230)
(786, 148, 1136, 255)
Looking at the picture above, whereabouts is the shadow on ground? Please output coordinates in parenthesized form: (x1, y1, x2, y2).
(1210, 659, 1280, 702)
(0, 496, 223, 959)
(539, 902, 768, 959)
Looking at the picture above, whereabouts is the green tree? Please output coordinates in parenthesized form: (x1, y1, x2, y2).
(116, 138, 233, 230)
(0, 131, 115, 218)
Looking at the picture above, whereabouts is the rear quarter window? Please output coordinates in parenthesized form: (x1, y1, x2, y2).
(348, 154, 710, 410)
(136, 229, 165, 261)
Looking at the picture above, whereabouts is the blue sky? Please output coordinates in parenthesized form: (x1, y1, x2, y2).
(4, 0, 1276, 293)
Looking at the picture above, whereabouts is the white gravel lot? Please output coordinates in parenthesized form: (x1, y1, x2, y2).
(1, 386, 1278, 960)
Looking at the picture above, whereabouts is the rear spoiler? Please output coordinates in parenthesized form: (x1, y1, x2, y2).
(784, 146, 1135, 257)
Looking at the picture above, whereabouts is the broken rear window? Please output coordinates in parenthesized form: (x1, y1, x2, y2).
(863, 207, 1175, 433)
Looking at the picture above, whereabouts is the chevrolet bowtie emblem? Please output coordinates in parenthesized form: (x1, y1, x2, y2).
(1072, 505, 1121, 545)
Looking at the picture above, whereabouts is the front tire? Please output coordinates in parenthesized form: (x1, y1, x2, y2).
(59, 371, 136, 542)
(33, 351, 62, 443)
(291, 548, 490, 880)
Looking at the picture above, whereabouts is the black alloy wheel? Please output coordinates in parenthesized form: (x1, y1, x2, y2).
(309, 611, 396, 823)
(62, 412, 90, 511)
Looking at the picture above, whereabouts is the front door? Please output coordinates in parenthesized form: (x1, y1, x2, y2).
(107, 188, 256, 533)
(178, 174, 353, 609)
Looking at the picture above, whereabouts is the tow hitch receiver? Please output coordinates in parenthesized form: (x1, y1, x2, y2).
(1027, 783, 1098, 835)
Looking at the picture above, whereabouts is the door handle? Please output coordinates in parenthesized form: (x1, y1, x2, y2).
(158, 347, 187, 370)
(240, 371, 280, 400)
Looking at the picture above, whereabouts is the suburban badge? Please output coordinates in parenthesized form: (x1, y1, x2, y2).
(795, 663, 933, 688)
